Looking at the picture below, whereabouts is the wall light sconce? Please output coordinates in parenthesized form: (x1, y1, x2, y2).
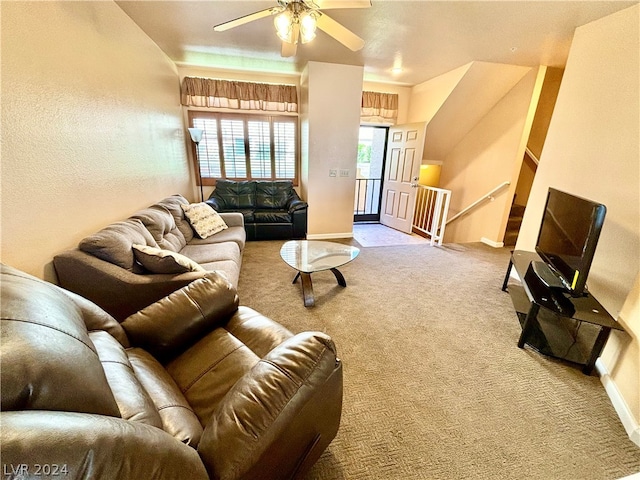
(188, 127, 204, 202)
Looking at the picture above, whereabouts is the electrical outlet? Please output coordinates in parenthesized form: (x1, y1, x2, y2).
(329, 168, 337, 177)
(339, 169, 350, 177)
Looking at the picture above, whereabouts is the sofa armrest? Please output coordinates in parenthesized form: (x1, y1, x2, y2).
(292, 207, 308, 239)
(287, 191, 308, 213)
(54, 249, 207, 321)
(1, 411, 209, 480)
(121, 273, 239, 362)
(205, 197, 222, 211)
(197, 332, 343, 480)
(218, 211, 244, 228)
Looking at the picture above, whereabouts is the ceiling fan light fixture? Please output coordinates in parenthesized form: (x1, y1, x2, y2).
(300, 11, 317, 43)
(214, 0, 369, 55)
(274, 10, 294, 42)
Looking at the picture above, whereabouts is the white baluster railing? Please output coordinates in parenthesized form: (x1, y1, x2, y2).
(412, 186, 452, 246)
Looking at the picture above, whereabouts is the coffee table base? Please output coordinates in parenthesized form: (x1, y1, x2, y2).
(292, 268, 347, 307)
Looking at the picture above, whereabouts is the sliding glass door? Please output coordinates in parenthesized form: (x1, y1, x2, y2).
(354, 126, 388, 222)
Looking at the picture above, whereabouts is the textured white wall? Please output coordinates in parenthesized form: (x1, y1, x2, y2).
(1, 1, 191, 280)
(302, 62, 363, 238)
(515, 5, 639, 424)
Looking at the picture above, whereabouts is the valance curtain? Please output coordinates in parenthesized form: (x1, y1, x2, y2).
(181, 77, 298, 113)
(361, 91, 399, 124)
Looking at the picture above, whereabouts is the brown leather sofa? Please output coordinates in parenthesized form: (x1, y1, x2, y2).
(1, 264, 343, 480)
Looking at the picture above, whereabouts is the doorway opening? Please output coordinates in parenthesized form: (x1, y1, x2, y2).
(354, 126, 388, 223)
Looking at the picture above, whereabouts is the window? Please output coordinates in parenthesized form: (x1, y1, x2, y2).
(188, 111, 298, 185)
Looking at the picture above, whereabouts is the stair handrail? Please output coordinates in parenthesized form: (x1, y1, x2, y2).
(525, 147, 540, 165)
(446, 181, 511, 225)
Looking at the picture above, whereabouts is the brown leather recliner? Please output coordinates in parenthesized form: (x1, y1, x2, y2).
(0, 264, 342, 480)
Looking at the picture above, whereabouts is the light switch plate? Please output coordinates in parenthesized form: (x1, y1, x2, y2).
(339, 169, 350, 177)
(329, 168, 337, 177)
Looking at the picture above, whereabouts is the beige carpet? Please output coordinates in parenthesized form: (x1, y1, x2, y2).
(236, 240, 640, 480)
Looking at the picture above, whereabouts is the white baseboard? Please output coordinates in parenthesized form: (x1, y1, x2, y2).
(306, 233, 354, 240)
(596, 358, 640, 447)
(481, 237, 504, 248)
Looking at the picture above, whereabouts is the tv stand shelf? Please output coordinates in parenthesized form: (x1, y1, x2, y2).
(502, 250, 624, 375)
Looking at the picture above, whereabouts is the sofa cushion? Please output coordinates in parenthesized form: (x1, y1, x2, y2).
(253, 210, 292, 224)
(187, 222, 246, 252)
(156, 195, 195, 243)
(198, 261, 239, 288)
(181, 203, 228, 239)
(179, 242, 240, 265)
(127, 348, 204, 447)
(0, 265, 121, 417)
(233, 209, 255, 223)
(132, 206, 187, 252)
(79, 219, 157, 272)
(90, 331, 163, 428)
(255, 181, 295, 209)
(213, 180, 256, 209)
(166, 327, 260, 425)
(133, 244, 205, 275)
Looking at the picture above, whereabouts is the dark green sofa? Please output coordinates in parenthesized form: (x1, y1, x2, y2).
(206, 180, 308, 241)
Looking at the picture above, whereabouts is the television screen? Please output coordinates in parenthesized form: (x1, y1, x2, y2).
(535, 188, 606, 297)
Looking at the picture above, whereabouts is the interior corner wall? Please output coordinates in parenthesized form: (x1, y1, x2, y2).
(406, 62, 472, 126)
(440, 67, 539, 244)
(515, 5, 640, 425)
(299, 66, 311, 205)
(302, 62, 364, 238)
(1, 1, 190, 280)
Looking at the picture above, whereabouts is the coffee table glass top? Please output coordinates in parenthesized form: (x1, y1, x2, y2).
(280, 240, 360, 274)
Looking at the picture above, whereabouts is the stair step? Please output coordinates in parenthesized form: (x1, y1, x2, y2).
(510, 204, 526, 216)
(504, 231, 519, 246)
(507, 217, 523, 229)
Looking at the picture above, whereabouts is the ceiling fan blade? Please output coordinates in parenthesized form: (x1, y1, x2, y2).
(316, 12, 365, 51)
(213, 7, 279, 32)
(281, 23, 300, 57)
(312, 0, 371, 9)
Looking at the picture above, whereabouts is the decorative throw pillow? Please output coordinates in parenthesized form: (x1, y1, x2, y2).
(132, 244, 205, 274)
(180, 202, 228, 239)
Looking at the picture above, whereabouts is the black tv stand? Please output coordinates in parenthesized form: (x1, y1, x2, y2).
(502, 251, 624, 375)
(530, 260, 566, 290)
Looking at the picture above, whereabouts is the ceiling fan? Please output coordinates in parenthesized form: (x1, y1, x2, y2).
(213, 0, 371, 58)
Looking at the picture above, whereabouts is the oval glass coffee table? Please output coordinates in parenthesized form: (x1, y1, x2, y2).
(280, 240, 360, 307)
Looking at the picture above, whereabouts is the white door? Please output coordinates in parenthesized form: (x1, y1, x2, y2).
(380, 123, 426, 233)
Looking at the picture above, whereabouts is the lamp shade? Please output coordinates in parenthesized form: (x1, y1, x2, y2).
(300, 12, 317, 43)
(188, 127, 204, 144)
(274, 10, 293, 42)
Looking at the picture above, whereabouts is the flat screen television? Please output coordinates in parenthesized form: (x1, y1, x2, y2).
(534, 188, 606, 297)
